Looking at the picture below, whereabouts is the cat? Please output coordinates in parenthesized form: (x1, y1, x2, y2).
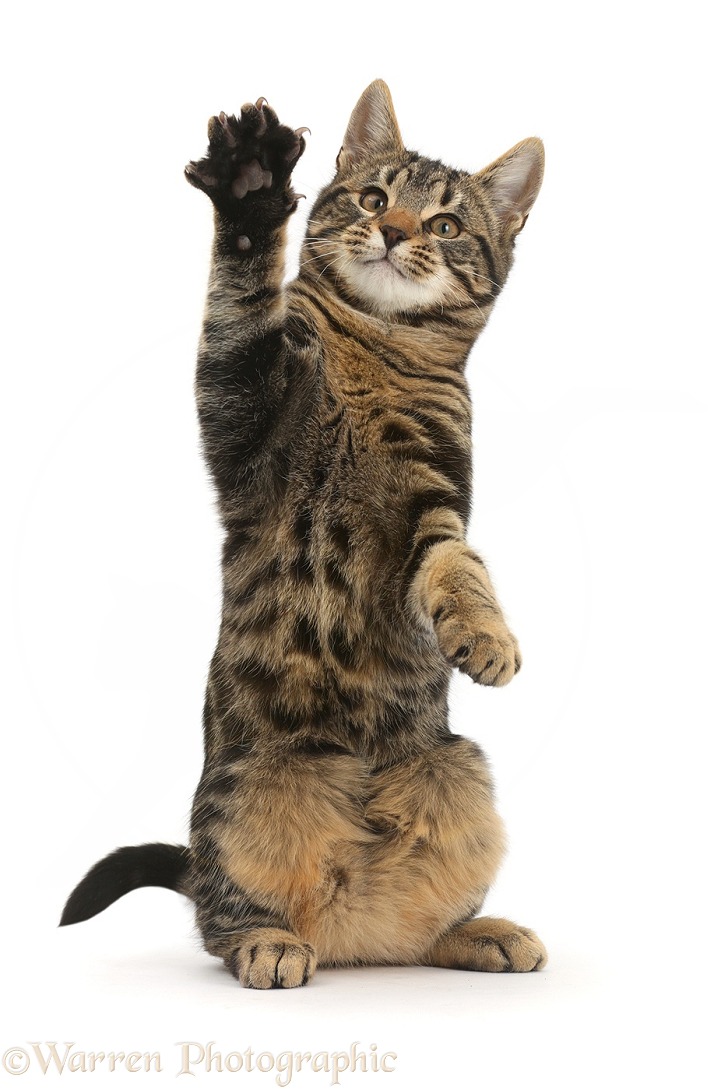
(60, 80, 547, 988)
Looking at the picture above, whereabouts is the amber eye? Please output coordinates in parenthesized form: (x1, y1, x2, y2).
(429, 215, 461, 239)
(359, 189, 388, 213)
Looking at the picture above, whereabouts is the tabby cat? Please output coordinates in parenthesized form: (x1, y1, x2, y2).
(61, 80, 547, 988)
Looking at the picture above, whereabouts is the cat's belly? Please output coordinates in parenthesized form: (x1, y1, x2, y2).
(213, 740, 505, 964)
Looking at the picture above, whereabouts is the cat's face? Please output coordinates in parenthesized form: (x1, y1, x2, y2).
(302, 81, 544, 322)
(306, 154, 498, 317)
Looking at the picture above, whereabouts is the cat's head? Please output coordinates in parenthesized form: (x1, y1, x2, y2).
(302, 80, 543, 322)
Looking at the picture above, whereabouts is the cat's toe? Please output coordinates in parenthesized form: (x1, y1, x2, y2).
(474, 927, 547, 972)
(464, 632, 519, 687)
(184, 160, 218, 193)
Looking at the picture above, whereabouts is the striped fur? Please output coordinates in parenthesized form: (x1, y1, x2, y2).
(60, 82, 546, 988)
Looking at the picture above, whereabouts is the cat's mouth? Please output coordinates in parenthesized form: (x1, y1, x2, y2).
(361, 253, 411, 281)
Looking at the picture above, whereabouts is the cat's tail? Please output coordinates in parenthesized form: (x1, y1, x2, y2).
(59, 843, 191, 926)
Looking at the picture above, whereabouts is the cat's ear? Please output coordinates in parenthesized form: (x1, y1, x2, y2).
(336, 80, 404, 173)
(474, 138, 544, 234)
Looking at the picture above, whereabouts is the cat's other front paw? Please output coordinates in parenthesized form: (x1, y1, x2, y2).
(434, 607, 521, 687)
(185, 99, 308, 217)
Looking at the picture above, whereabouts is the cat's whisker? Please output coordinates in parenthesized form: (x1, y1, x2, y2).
(474, 272, 503, 292)
(299, 248, 344, 271)
(315, 259, 338, 282)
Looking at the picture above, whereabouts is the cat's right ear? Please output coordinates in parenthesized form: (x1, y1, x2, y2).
(473, 138, 545, 236)
(336, 80, 404, 174)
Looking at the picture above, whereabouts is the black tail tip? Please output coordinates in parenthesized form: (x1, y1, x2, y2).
(59, 843, 190, 927)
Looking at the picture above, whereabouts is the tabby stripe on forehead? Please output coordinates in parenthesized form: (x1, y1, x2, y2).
(441, 181, 456, 206)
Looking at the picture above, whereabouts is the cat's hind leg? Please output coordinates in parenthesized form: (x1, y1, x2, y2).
(190, 854, 318, 989)
(422, 916, 547, 973)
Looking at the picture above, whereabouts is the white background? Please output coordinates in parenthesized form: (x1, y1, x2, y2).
(1, 1, 718, 1087)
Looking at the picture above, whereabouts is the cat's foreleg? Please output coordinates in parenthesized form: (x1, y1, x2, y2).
(185, 101, 309, 502)
(407, 512, 521, 686)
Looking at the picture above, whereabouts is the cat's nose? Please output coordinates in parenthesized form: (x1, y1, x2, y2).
(380, 224, 407, 250)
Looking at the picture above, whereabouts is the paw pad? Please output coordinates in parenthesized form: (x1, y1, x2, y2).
(231, 159, 273, 200)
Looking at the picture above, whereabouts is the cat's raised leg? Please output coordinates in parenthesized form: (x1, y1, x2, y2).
(185, 101, 313, 507)
(408, 514, 521, 686)
(422, 916, 547, 972)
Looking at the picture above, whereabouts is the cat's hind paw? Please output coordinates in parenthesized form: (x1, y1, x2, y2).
(234, 928, 317, 989)
(425, 916, 547, 973)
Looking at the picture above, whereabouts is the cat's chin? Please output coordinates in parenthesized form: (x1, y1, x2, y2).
(342, 255, 448, 317)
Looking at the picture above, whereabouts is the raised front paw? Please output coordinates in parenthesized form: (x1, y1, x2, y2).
(434, 606, 521, 687)
(185, 98, 308, 217)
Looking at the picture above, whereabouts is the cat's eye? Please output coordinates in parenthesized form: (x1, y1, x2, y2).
(429, 215, 461, 239)
(359, 189, 388, 213)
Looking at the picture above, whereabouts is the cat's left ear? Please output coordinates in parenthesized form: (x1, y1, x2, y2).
(474, 138, 545, 234)
(336, 80, 404, 174)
